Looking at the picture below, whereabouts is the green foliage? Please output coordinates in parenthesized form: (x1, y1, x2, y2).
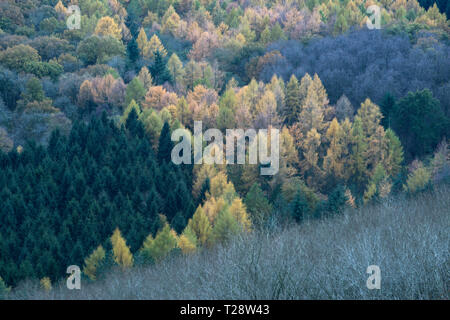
(141, 109, 163, 145)
(157, 121, 173, 163)
(0, 113, 194, 286)
(140, 223, 178, 263)
(83, 245, 106, 281)
(121, 100, 141, 125)
(350, 117, 369, 191)
(150, 50, 172, 85)
(24, 61, 63, 80)
(325, 185, 348, 215)
(284, 75, 300, 125)
(380, 93, 396, 128)
(244, 183, 272, 227)
(188, 206, 213, 246)
(76, 35, 125, 65)
(404, 165, 432, 194)
(198, 177, 210, 204)
(384, 128, 404, 177)
(281, 177, 319, 209)
(167, 53, 184, 84)
(125, 78, 146, 106)
(334, 12, 349, 35)
(0, 44, 40, 72)
(393, 89, 449, 159)
(216, 106, 235, 131)
(22, 77, 45, 103)
(125, 106, 145, 138)
(211, 208, 240, 244)
(127, 37, 139, 64)
(290, 190, 310, 223)
(0, 0, 449, 290)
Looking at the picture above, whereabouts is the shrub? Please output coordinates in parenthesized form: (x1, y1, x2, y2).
(404, 165, 432, 193)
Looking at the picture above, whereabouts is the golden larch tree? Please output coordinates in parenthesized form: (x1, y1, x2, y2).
(140, 223, 178, 262)
(95, 16, 122, 40)
(83, 245, 106, 281)
(111, 228, 133, 269)
(143, 34, 167, 60)
(187, 206, 212, 246)
(137, 27, 148, 51)
(137, 66, 153, 90)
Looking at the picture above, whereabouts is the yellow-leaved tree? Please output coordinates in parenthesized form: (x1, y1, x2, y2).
(177, 225, 197, 254)
(187, 206, 212, 246)
(274, 127, 300, 186)
(192, 164, 218, 200)
(83, 245, 106, 281)
(54, 0, 67, 15)
(95, 16, 122, 40)
(111, 228, 133, 269)
(188, 170, 252, 247)
(161, 5, 181, 35)
(137, 27, 148, 52)
(323, 118, 345, 181)
(140, 222, 178, 262)
(40, 277, 52, 291)
(404, 162, 432, 193)
(228, 197, 251, 231)
(143, 35, 167, 60)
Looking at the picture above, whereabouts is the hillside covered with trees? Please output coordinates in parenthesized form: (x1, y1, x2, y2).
(7, 184, 450, 299)
(0, 0, 449, 294)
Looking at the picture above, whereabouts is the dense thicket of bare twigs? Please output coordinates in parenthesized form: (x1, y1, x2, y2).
(10, 186, 449, 300)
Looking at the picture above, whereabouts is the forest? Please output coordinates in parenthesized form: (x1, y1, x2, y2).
(0, 0, 449, 296)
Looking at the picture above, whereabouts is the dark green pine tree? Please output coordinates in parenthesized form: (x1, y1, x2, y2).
(244, 182, 273, 227)
(70, 240, 85, 269)
(284, 75, 301, 125)
(157, 122, 173, 164)
(446, 1, 450, 20)
(0, 112, 200, 285)
(150, 50, 172, 85)
(127, 37, 139, 65)
(18, 259, 34, 282)
(392, 89, 448, 159)
(175, 172, 195, 218)
(162, 170, 180, 221)
(171, 211, 187, 234)
(198, 177, 210, 204)
(418, 0, 448, 13)
(380, 92, 396, 128)
(290, 189, 309, 223)
(146, 183, 161, 216)
(325, 185, 347, 215)
(125, 107, 145, 138)
(48, 129, 65, 160)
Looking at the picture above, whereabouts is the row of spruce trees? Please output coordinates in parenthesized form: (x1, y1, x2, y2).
(0, 111, 197, 286)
